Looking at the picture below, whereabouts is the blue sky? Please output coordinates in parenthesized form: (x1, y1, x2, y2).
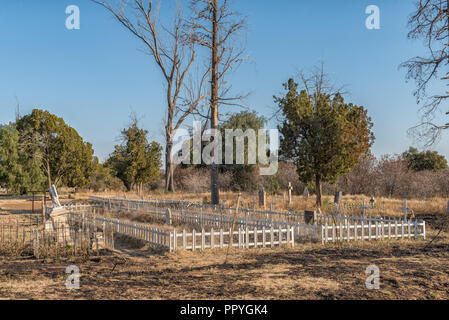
(1, 0, 448, 162)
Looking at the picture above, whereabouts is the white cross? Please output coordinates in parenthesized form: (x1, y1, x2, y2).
(399, 199, 413, 221)
(359, 199, 369, 217)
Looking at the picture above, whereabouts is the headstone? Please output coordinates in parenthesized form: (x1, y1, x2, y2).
(166, 208, 172, 225)
(303, 187, 309, 199)
(258, 184, 266, 209)
(370, 196, 375, 207)
(304, 210, 317, 225)
(334, 191, 342, 204)
(44, 185, 72, 244)
(288, 182, 293, 205)
(50, 184, 61, 208)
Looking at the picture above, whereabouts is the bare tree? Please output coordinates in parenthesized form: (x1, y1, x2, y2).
(92, 0, 209, 192)
(401, 0, 449, 146)
(188, 0, 248, 204)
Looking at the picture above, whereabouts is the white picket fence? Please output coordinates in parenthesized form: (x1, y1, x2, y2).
(88, 195, 414, 227)
(321, 219, 426, 243)
(67, 207, 294, 251)
(86, 197, 427, 242)
(172, 226, 295, 251)
(58, 200, 427, 251)
(69, 210, 171, 250)
(84, 200, 321, 241)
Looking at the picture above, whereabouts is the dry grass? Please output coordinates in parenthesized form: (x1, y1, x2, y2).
(85, 191, 449, 218)
(0, 235, 448, 300)
(1, 193, 448, 300)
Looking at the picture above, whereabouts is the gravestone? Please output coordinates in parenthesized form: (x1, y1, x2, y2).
(165, 208, 172, 225)
(43, 185, 72, 245)
(303, 187, 309, 199)
(288, 182, 293, 205)
(259, 184, 266, 209)
(370, 196, 375, 207)
(304, 210, 317, 225)
(50, 184, 61, 208)
(334, 191, 342, 204)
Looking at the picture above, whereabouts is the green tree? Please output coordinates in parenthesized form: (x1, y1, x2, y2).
(89, 157, 126, 192)
(219, 111, 266, 191)
(106, 119, 162, 193)
(16, 109, 94, 190)
(403, 147, 447, 171)
(0, 123, 46, 194)
(276, 76, 375, 208)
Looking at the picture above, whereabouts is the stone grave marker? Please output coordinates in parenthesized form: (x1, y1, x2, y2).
(259, 184, 266, 209)
(288, 182, 293, 205)
(166, 208, 172, 225)
(304, 210, 317, 225)
(303, 187, 309, 199)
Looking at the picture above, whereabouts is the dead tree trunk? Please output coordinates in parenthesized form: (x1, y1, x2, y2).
(210, 0, 220, 205)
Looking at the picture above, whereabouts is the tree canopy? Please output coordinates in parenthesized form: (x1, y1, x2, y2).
(276, 77, 375, 208)
(403, 147, 448, 172)
(0, 123, 46, 194)
(219, 110, 266, 191)
(106, 119, 162, 193)
(16, 109, 94, 189)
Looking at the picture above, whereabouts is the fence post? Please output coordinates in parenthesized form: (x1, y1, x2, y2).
(183, 229, 187, 249)
(423, 221, 426, 240)
(374, 219, 379, 240)
(361, 220, 365, 241)
(401, 219, 405, 239)
(339, 222, 343, 243)
(408, 220, 412, 239)
(238, 228, 242, 249)
(173, 229, 177, 251)
(262, 227, 266, 248)
(368, 221, 372, 241)
(211, 228, 215, 249)
(388, 220, 391, 239)
(395, 219, 398, 239)
(278, 226, 282, 246)
(291, 226, 295, 248)
(254, 227, 258, 248)
(346, 221, 350, 242)
(321, 225, 325, 244)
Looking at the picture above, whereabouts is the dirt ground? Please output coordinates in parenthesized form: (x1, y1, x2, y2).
(0, 197, 448, 300)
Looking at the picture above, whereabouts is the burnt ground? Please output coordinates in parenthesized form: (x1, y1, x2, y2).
(0, 199, 448, 300)
(0, 236, 448, 300)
